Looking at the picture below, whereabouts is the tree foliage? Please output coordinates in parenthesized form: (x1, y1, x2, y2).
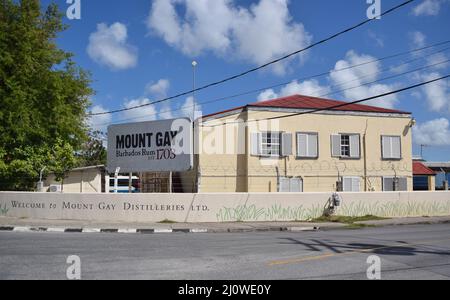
(51, 138, 77, 191)
(0, 0, 93, 191)
(77, 130, 107, 168)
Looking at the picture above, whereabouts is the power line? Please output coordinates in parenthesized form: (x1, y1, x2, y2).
(93, 46, 450, 127)
(88, 0, 415, 117)
(202, 74, 450, 127)
(318, 58, 450, 98)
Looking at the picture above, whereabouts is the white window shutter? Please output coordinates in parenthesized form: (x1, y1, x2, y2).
(392, 137, 401, 159)
(279, 177, 290, 192)
(350, 135, 360, 158)
(343, 177, 353, 192)
(251, 133, 260, 156)
(308, 134, 318, 158)
(331, 134, 341, 157)
(399, 177, 407, 191)
(297, 134, 307, 157)
(281, 133, 293, 156)
(352, 177, 361, 192)
(382, 136, 391, 159)
(290, 178, 303, 192)
(383, 177, 394, 191)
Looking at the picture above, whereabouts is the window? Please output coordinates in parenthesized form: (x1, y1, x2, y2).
(341, 135, 351, 157)
(251, 132, 293, 157)
(331, 134, 360, 158)
(261, 132, 281, 157)
(383, 177, 407, 191)
(297, 133, 318, 158)
(279, 177, 303, 192)
(382, 136, 401, 159)
(342, 177, 361, 192)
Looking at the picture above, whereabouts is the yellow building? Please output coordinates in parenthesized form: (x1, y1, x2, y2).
(186, 94, 414, 193)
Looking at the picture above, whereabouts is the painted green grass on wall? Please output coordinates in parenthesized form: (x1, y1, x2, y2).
(0, 204, 9, 216)
(339, 200, 450, 218)
(216, 204, 323, 222)
(216, 200, 450, 222)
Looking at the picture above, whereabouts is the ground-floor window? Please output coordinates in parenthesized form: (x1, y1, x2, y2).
(383, 177, 407, 191)
(279, 177, 303, 192)
(342, 177, 361, 192)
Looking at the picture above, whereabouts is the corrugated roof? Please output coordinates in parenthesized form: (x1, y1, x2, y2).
(249, 95, 409, 114)
(201, 94, 410, 120)
(413, 162, 436, 176)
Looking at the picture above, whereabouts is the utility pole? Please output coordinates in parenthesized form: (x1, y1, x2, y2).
(192, 60, 197, 120)
(192, 60, 198, 193)
(363, 120, 369, 192)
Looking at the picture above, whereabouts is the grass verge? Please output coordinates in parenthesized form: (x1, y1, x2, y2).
(158, 219, 177, 224)
(312, 215, 389, 224)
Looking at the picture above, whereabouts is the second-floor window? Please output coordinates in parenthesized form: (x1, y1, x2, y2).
(261, 132, 281, 157)
(331, 134, 360, 159)
(297, 132, 318, 158)
(382, 136, 401, 160)
(251, 132, 293, 157)
(340, 135, 351, 157)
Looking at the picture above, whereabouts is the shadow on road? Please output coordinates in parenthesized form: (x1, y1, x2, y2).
(278, 238, 450, 256)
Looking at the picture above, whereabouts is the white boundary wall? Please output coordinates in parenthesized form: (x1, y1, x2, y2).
(0, 192, 449, 223)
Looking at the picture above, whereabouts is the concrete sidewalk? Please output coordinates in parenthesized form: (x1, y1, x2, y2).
(0, 216, 449, 234)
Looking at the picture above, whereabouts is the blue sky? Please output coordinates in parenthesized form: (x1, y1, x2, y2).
(42, 0, 450, 161)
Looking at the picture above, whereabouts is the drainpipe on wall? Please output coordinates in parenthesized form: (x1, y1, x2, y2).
(363, 120, 369, 192)
(276, 166, 280, 193)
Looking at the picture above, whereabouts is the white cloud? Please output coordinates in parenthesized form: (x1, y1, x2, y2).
(367, 30, 384, 48)
(87, 23, 138, 70)
(147, 0, 312, 74)
(426, 52, 450, 70)
(329, 51, 398, 109)
(145, 79, 170, 98)
(88, 105, 112, 133)
(281, 80, 330, 97)
(257, 79, 330, 102)
(159, 104, 175, 120)
(181, 96, 202, 119)
(412, 0, 445, 16)
(409, 31, 427, 48)
(414, 118, 450, 146)
(122, 98, 158, 122)
(418, 72, 450, 113)
(120, 95, 203, 122)
(257, 89, 279, 102)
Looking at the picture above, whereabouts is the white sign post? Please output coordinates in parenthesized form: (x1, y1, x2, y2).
(107, 118, 193, 173)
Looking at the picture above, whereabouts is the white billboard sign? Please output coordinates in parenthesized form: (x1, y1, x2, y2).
(107, 118, 193, 173)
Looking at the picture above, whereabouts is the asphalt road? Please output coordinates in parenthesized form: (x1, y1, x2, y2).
(1, 224, 450, 280)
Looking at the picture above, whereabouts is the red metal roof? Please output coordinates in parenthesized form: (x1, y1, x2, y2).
(201, 94, 410, 120)
(250, 95, 409, 114)
(413, 162, 436, 176)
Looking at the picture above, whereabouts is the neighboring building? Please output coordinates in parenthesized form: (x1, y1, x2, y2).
(43, 165, 142, 193)
(413, 161, 436, 191)
(44, 165, 108, 193)
(168, 94, 414, 193)
(424, 162, 450, 191)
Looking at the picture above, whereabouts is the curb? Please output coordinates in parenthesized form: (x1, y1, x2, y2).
(0, 226, 211, 234)
(0, 226, 320, 234)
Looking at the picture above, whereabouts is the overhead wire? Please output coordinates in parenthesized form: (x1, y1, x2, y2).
(87, 0, 416, 117)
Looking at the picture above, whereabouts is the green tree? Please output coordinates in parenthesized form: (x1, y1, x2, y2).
(77, 130, 107, 167)
(50, 138, 77, 192)
(0, 0, 93, 191)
